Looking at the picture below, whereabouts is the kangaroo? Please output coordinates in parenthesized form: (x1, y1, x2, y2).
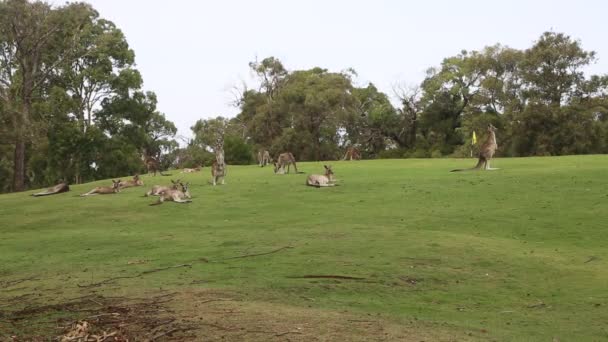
(342, 146, 361, 161)
(451, 124, 499, 172)
(306, 165, 337, 187)
(258, 150, 271, 167)
(118, 174, 144, 189)
(80, 180, 121, 196)
(144, 156, 169, 176)
(273, 152, 302, 174)
(181, 165, 202, 173)
(211, 136, 227, 185)
(145, 179, 180, 197)
(31, 181, 70, 197)
(150, 182, 192, 205)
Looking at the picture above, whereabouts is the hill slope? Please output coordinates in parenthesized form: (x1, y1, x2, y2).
(1, 156, 607, 340)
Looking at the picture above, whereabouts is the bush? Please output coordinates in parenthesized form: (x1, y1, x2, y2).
(410, 149, 431, 158)
(224, 136, 254, 165)
(430, 150, 443, 158)
(378, 148, 407, 159)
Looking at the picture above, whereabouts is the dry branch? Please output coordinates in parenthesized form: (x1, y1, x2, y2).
(287, 275, 366, 280)
(213, 246, 294, 261)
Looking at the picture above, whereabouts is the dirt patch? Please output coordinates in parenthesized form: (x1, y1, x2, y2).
(2, 289, 474, 341)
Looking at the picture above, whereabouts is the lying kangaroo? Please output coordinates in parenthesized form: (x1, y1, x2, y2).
(181, 166, 202, 173)
(451, 124, 499, 172)
(274, 152, 302, 174)
(150, 182, 192, 205)
(306, 165, 337, 187)
(258, 150, 271, 167)
(31, 181, 70, 197)
(145, 179, 180, 197)
(118, 174, 144, 189)
(80, 180, 121, 196)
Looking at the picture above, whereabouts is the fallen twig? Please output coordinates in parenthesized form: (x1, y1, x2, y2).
(149, 327, 195, 341)
(199, 298, 235, 304)
(141, 264, 192, 275)
(585, 256, 599, 264)
(77, 264, 192, 288)
(0, 276, 39, 288)
(275, 330, 303, 337)
(200, 322, 238, 331)
(527, 302, 547, 309)
(287, 275, 366, 280)
(213, 246, 294, 261)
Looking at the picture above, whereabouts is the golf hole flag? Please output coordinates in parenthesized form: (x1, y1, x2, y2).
(472, 131, 477, 145)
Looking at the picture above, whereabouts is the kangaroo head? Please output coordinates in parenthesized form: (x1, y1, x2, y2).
(112, 179, 121, 192)
(133, 174, 140, 181)
(487, 124, 497, 132)
(273, 162, 280, 173)
(324, 165, 334, 177)
(180, 182, 191, 198)
(171, 179, 181, 189)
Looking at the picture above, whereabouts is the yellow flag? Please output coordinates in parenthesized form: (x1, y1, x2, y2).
(472, 131, 477, 145)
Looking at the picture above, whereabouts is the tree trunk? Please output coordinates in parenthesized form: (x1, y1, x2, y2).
(13, 90, 32, 192)
(410, 115, 417, 147)
(13, 136, 26, 191)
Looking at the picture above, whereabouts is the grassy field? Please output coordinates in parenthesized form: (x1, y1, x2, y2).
(1, 156, 607, 341)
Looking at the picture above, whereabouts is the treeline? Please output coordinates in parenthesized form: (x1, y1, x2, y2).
(0, 0, 176, 193)
(188, 32, 607, 166)
(2, 0, 607, 193)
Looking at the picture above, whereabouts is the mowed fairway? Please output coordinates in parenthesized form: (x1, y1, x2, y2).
(1, 156, 607, 341)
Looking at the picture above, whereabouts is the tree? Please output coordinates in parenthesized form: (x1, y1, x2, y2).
(0, 0, 95, 191)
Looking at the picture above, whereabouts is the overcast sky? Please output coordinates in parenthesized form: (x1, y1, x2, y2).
(54, 0, 608, 138)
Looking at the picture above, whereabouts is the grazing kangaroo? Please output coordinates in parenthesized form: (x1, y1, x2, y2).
(273, 152, 302, 174)
(118, 174, 144, 189)
(306, 165, 337, 187)
(451, 124, 499, 172)
(258, 150, 271, 167)
(342, 146, 361, 161)
(80, 180, 121, 196)
(145, 179, 180, 197)
(150, 182, 192, 205)
(211, 136, 227, 185)
(31, 181, 70, 197)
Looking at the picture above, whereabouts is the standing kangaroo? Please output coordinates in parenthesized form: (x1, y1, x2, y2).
(143, 156, 169, 176)
(451, 124, 499, 172)
(342, 146, 361, 161)
(258, 150, 271, 167)
(145, 179, 180, 197)
(211, 136, 227, 185)
(306, 165, 337, 187)
(80, 180, 121, 196)
(118, 174, 144, 189)
(273, 152, 301, 174)
(149, 182, 192, 205)
(31, 181, 70, 197)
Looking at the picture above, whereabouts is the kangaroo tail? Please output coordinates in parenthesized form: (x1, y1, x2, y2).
(451, 157, 485, 172)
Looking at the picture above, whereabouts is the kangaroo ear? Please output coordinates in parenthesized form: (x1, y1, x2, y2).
(324, 165, 328, 169)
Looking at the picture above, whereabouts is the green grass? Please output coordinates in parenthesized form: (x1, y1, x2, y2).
(1, 156, 607, 340)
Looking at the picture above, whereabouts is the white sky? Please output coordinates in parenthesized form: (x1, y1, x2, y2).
(56, 0, 608, 138)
